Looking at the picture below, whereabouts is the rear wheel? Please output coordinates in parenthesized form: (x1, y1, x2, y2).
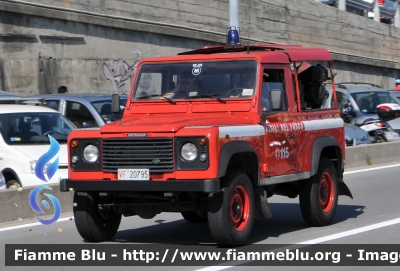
(376, 134, 387, 143)
(208, 169, 254, 245)
(300, 157, 338, 226)
(6, 180, 20, 189)
(73, 192, 122, 242)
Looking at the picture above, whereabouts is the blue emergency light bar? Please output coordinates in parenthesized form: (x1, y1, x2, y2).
(226, 26, 240, 45)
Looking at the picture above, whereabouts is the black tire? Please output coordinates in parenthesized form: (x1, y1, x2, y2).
(6, 180, 20, 189)
(376, 134, 387, 143)
(208, 169, 254, 245)
(181, 211, 207, 222)
(73, 192, 122, 242)
(300, 157, 338, 227)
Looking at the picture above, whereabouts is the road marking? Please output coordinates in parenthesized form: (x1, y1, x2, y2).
(196, 217, 400, 271)
(298, 217, 400, 244)
(0, 217, 73, 232)
(344, 164, 400, 175)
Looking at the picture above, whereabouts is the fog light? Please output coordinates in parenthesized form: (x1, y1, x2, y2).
(71, 156, 79, 164)
(200, 154, 207, 162)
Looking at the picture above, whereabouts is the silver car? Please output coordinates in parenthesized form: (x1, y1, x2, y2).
(324, 83, 400, 135)
(27, 94, 127, 127)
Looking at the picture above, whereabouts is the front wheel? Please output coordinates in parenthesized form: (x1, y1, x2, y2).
(299, 157, 338, 227)
(73, 192, 122, 242)
(208, 169, 254, 245)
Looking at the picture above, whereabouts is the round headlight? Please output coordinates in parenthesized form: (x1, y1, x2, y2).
(83, 145, 98, 163)
(181, 143, 197, 161)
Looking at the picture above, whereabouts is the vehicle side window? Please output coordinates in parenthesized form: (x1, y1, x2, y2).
(65, 101, 98, 128)
(44, 100, 60, 111)
(261, 69, 287, 112)
(333, 91, 347, 107)
(296, 62, 329, 110)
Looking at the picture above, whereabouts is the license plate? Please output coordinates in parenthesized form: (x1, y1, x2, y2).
(118, 169, 150, 180)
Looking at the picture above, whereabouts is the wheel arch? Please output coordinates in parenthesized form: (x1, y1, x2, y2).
(217, 141, 259, 186)
(2, 168, 21, 184)
(310, 136, 343, 180)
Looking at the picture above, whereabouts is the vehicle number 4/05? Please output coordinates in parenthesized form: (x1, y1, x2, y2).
(118, 169, 149, 180)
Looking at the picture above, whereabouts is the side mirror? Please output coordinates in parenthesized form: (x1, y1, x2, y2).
(270, 89, 283, 110)
(111, 94, 120, 114)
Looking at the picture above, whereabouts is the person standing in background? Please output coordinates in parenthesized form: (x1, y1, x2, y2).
(394, 79, 400, 91)
(57, 86, 68, 93)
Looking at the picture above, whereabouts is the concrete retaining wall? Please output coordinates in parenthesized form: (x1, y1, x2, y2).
(345, 141, 400, 168)
(1, 141, 399, 224)
(1, 0, 400, 95)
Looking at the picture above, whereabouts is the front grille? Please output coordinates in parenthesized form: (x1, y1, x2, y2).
(102, 138, 174, 173)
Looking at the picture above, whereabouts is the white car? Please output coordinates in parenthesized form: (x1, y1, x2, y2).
(0, 105, 75, 188)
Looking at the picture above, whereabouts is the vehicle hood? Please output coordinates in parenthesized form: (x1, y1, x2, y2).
(9, 144, 68, 164)
(100, 115, 254, 133)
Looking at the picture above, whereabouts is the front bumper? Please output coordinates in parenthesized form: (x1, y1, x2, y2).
(60, 179, 220, 193)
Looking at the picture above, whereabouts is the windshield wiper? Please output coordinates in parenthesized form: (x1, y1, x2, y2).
(186, 94, 226, 103)
(136, 94, 176, 104)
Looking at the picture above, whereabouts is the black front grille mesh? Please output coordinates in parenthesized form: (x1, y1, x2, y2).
(102, 138, 173, 173)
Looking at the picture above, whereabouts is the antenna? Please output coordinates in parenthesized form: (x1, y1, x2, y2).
(246, 0, 252, 54)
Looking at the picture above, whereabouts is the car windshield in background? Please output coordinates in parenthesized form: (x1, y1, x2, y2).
(0, 112, 75, 144)
(91, 99, 127, 123)
(351, 91, 400, 114)
(132, 60, 258, 100)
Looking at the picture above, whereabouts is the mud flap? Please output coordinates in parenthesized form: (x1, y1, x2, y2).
(338, 182, 353, 199)
(253, 187, 273, 218)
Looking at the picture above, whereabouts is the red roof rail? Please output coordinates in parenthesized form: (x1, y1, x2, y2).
(253, 43, 303, 48)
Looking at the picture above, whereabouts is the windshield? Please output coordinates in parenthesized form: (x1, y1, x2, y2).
(0, 112, 75, 144)
(91, 98, 127, 123)
(132, 60, 258, 100)
(351, 91, 400, 114)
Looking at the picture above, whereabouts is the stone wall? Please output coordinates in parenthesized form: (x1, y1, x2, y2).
(0, 0, 400, 95)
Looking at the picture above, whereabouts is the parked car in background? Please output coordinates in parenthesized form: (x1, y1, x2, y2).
(368, 0, 396, 24)
(27, 94, 128, 128)
(344, 123, 372, 146)
(0, 91, 21, 104)
(324, 83, 400, 139)
(0, 105, 75, 188)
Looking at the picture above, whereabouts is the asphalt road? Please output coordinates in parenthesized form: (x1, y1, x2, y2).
(1, 164, 400, 271)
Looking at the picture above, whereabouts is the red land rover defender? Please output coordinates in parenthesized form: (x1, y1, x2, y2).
(61, 42, 353, 245)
